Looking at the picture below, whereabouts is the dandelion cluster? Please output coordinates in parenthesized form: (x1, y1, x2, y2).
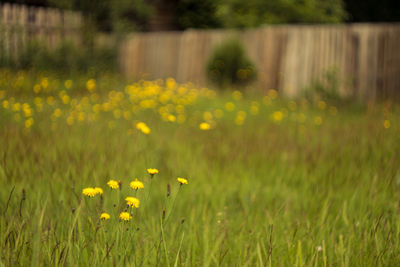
(0, 72, 350, 136)
(82, 187, 103, 197)
(82, 168, 188, 222)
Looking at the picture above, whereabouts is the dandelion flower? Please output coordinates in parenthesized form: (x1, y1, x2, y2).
(130, 179, 144, 190)
(384, 120, 390, 129)
(314, 116, 322, 125)
(272, 111, 283, 122)
(136, 122, 151, 134)
(147, 168, 159, 175)
(100, 213, 110, 220)
(107, 179, 119, 189)
(82, 187, 97, 197)
(94, 187, 103, 195)
(119, 212, 132, 221)
(199, 122, 211, 130)
(177, 177, 188, 185)
(125, 197, 140, 208)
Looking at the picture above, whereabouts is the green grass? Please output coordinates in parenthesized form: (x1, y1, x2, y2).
(0, 70, 399, 266)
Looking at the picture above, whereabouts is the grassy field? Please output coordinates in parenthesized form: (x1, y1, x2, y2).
(0, 70, 399, 266)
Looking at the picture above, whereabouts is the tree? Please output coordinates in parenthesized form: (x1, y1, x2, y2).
(343, 0, 400, 22)
(215, 0, 347, 28)
(175, 0, 221, 29)
(48, 0, 153, 33)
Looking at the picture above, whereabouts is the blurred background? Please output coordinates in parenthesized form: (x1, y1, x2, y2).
(1, 0, 399, 100)
(1, 2, 400, 265)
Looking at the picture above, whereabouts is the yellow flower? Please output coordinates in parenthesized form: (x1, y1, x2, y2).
(268, 89, 278, 99)
(147, 168, 159, 175)
(130, 179, 144, 190)
(25, 118, 34, 128)
(125, 197, 140, 208)
(317, 101, 326, 110)
(119, 212, 132, 221)
(232, 90, 242, 100)
(100, 213, 110, 220)
(107, 179, 119, 189)
(136, 122, 151, 134)
(94, 187, 103, 195)
(86, 79, 96, 92)
(65, 80, 73, 89)
(82, 187, 97, 197)
(199, 122, 211, 130)
(383, 120, 390, 129)
(177, 177, 188, 185)
(314, 116, 323, 125)
(225, 102, 235, 111)
(272, 111, 283, 122)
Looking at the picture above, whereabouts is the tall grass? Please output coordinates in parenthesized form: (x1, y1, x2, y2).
(0, 71, 399, 266)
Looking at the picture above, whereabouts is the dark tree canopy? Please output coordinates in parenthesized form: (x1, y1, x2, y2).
(2, 0, 399, 31)
(343, 0, 400, 22)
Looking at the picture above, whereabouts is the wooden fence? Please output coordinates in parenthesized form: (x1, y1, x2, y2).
(0, 3, 82, 61)
(1, 3, 399, 100)
(120, 24, 400, 100)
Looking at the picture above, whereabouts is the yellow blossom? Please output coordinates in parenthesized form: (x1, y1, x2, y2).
(119, 212, 132, 221)
(125, 197, 140, 208)
(272, 111, 283, 122)
(94, 187, 103, 195)
(130, 179, 144, 190)
(317, 101, 326, 110)
(199, 122, 211, 130)
(136, 122, 151, 134)
(225, 102, 235, 111)
(177, 177, 188, 185)
(25, 118, 34, 128)
(82, 187, 97, 197)
(65, 80, 73, 89)
(268, 89, 278, 99)
(100, 213, 110, 220)
(232, 90, 242, 100)
(329, 106, 338, 115)
(86, 79, 96, 92)
(107, 179, 119, 189)
(147, 168, 159, 175)
(314, 116, 323, 125)
(384, 120, 390, 129)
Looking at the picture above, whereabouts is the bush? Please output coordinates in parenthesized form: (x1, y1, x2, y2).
(0, 40, 117, 75)
(206, 38, 257, 89)
(303, 67, 342, 102)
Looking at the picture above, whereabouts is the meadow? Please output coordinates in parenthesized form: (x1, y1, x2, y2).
(0, 70, 399, 266)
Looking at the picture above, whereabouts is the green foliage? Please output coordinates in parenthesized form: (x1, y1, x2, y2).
(206, 38, 257, 88)
(304, 67, 342, 102)
(48, 0, 347, 32)
(49, 0, 153, 32)
(216, 0, 347, 28)
(343, 0, 400, 22)
(110, 0, 153, 33)
(175, 0, 221, 29)
(0, 40, 117, 75)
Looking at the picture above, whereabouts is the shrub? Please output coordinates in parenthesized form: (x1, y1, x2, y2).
(1, 40, 117, 75)
(206, 38, 257, 89)
(303, 67, 342, 102)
